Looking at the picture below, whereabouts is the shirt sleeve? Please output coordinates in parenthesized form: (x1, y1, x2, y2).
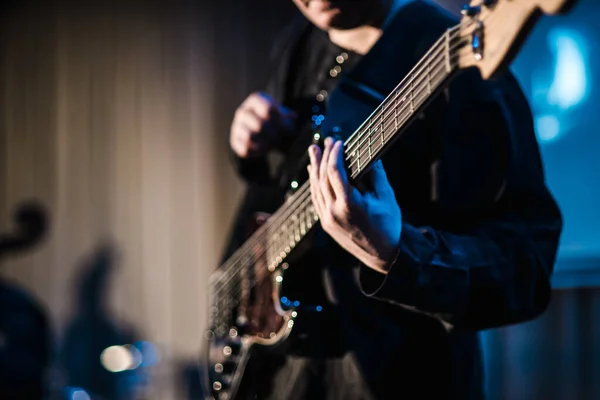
(358, 71, 563, 331)
(230, 150, 273, 185)
(359, 209, 562, 330)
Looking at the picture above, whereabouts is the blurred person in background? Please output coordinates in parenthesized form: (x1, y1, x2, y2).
(0, 202, 52, 399)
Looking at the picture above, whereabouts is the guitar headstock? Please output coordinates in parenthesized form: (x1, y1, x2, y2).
(455, 0, 577, 79)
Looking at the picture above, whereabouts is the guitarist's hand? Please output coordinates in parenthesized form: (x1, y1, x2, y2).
(308, 137, 402, 274)
(230, 92, 297, 159)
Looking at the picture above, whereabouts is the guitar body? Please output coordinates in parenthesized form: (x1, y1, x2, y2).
(202, 40, 437, 400)
(202, 42, 407, 400)
(203, 213, 297, 400)
(202, 1, 577, 399)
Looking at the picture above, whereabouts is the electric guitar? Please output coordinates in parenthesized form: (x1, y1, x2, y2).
(203, 0, 577, 398)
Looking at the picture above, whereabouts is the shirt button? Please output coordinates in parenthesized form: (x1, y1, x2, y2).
(336, 52, 348, 64)
(316, 90, 328, 102)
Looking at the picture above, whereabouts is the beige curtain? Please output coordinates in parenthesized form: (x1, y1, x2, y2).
(0, 1, 295, 397)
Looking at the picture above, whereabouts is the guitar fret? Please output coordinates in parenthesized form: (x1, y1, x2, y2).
(444, 29, 451, 73)
(219, 27, 460, 307)
(410, 80, 414, 114)
(267, 231, 273, 270)
(280, 226, 287, 258)
(291, 214, 299, 243)
(210, 24, 486, 362)
(300, 212, 306, 236)
(368, 127, 373, 161)
(427, 55, 432, 94)
(381, 111, 385, 146)
(394, 96, 399, 133)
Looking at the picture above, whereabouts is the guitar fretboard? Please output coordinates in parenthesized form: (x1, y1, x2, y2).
(262, 28, 462, 271)
(211, 27, 466, 317)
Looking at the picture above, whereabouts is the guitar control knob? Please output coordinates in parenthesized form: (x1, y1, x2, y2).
(212, 377, 232, 392)
(222, 341, 241, 357)
(215, 360, 236, 374)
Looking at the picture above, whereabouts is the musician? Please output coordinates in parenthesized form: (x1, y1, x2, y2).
(224, 0, 562, 398)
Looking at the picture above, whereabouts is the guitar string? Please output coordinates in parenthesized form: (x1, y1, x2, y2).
(213, 55, 479, 321)
(345, 18, 501, 171)
(344, 53, 456, 176)
(209, 18, 483, 309)
(208, 24, 466, 290)
(343, 26, 460, 154)
(342, 7, 502, 155)
(212, 55, 473, 321)
(209, 29, 471, 308)
(213, 49, 469, 308)
(210, 41, 460, 297)
(219, 67, 459, 307)
(211, 0, 503, 303)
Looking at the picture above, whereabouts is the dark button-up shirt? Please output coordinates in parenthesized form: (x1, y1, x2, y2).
(224, 1, 562, 399)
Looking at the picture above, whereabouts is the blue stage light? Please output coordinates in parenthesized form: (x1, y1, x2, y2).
(547, 28, 589, 110)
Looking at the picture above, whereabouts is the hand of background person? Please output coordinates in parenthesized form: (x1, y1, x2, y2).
(230, 92, 297, 159)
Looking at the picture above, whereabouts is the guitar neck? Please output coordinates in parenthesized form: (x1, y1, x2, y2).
(343, 28, 461, 180)
(219, 25, 464, 277)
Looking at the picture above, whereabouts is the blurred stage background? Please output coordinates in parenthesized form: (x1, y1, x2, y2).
(0, 0, 598, 399)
